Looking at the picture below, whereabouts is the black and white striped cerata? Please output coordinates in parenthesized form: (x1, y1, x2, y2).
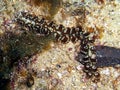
(76, 31, 100, 82)
(15, 11, 100, 82)
(54, 25, 83, 43)
(15, 11, 53, 36)
(15, 11, 84, 43)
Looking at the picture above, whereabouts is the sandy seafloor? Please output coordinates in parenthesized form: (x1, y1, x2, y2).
(0, 0, 120, 90)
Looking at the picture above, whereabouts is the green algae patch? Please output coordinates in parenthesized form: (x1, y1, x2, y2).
(0, 31, 54, 84)
(0, 31, 54, 62)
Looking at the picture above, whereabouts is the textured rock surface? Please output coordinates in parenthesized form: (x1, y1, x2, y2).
(0, 0, 120, 90)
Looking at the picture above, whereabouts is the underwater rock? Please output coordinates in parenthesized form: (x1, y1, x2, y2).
(96, 46, 120, 67)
